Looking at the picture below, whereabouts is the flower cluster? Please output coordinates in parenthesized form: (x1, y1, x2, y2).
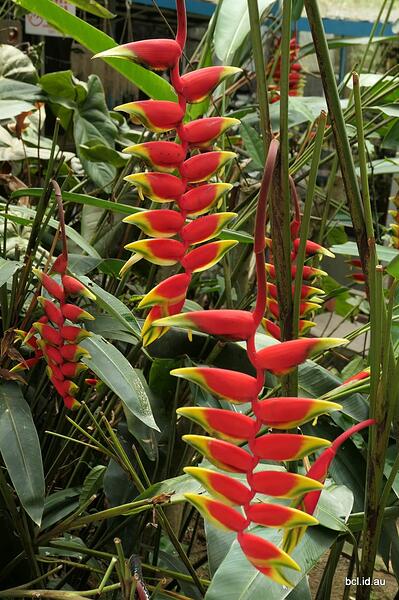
(153, 140, 374, 585)
(263, 179, 331, 340)
(268, 35, 305, 104)
(14, 182, 95, 409)
(94, 3, 241, 347)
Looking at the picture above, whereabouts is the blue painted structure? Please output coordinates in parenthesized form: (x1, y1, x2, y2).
(132, 0, 396, 37)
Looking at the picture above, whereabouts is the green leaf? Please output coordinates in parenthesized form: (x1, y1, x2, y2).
(42, 488, 80, 530)
(78, 275, 140, 338)
(370, 104, 399, 118)
(240, 121, 265, 169)
(79, 465, 106, 507)
(0, 383, 44, 525)
(314, 484, 354, 531)
(0, 44, 37, 83)
(331, 240, 399, 263)
(67, 0, 115, 18)
(0, 258, 22, 286)
(0, 79, 42, 120)
(13, 0, 175, 100)
(81, 334, 158, 430)
(387, 253, 399, 279)
(136, 473, 203, 504)
(79, 141, 127, 167)
(213, 0, 275, 64)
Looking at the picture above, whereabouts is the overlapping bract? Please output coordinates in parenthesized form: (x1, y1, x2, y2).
(95, 19, 241, 348)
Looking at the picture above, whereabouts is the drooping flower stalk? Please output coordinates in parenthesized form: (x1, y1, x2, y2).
(95, 1, 241, 347)
(14, 180, 95, 409)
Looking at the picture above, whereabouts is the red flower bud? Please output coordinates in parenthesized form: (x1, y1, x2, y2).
(181, 240, 237, 273)
(60, 362, 88, 378)
(51, 254, 68, 274)
(60, 344, 91, 362)
(61, 304, 94, 322)
(124, 172, 186, 203)
(33, 322, 63, 346)
(125, 238, 186, 266)
(183, 117, 240, 148)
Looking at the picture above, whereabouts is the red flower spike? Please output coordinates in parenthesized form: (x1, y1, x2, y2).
(138, 273, 191, 309)
(184, 467, 252, 505)
(33, 269, 64, 302)
(180, 66, 242, 103)
(171, 367, 259, 404)
(262, 318, 282, 340)
(246, 502, 318, 529)
(123, 209, 185, 238)
(61, 304, 94, 322)
(37, 297, 64, 327)
(114, 100, 184, 133)
(123, 141, 185, 172)
(252, 433, 331, 461)
(181, 240, 238, 273)
(177, 406, 257, 444)
(33, 322, 63, 347)
(184, 494, 247, 532)
(251, 470, 323, 499)
(238, 531, 300, 578)
(125, 239, 185, 266)
(46, 364, 64, 381)
(254, 397, 341, 429)
(180, 151, 236, 183)
(181, 213, 236, 245)
(60, 325, 91, 343)
(253, 337, 347, 375)
(154, 309, 255, 341)
(178, 183, 233, 216)
(61, 275, 96, 300)
(93, 39, 181, 70)
(183, 117, 240, 148)
(183, 435, 253, 473)
(60, 362, 88, 378)
(60, 344, 91, 362)
(124, 172, 186, 203)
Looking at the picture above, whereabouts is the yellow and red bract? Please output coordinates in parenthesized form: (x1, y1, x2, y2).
(184, 494, 248, 532)
(181, 240, 238, 272)
(178, 183, 233, 216)
(123, 209, 185, 238)
(180, 212, 236, 245)
(180, 66, 242, 103)
(183, 435, 253, 473)
(177, 406, 256, 443)
(138, 273, 191, 308)
(250, 470, 323, 498)
(180, 151, 236, 182)
(123, 141, 185, 172)
(115, 100, 184, 132)
(93, 39, 182, 70)
(254, 397, 341, 429)
(171, 366, 259, 403)
(154, 309, 255, 340)
(184, 467, 252, 505)
(124, 172, 186, 202)
(246, 502, 318, 529)
(125, 238, 186, 266)
(183, 117, 240, 148)
(251, 433, 331, 461)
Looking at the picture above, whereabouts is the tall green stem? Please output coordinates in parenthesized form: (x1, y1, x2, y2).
(303, 0, 369, 285)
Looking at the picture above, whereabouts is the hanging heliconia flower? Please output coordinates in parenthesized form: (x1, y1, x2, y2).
(14, 181, 95, 409)
(151, 137, 373, 586)
(267, 35, 305, 104)
(94, 2, 241, 348)
(263, 179, 330, 341)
